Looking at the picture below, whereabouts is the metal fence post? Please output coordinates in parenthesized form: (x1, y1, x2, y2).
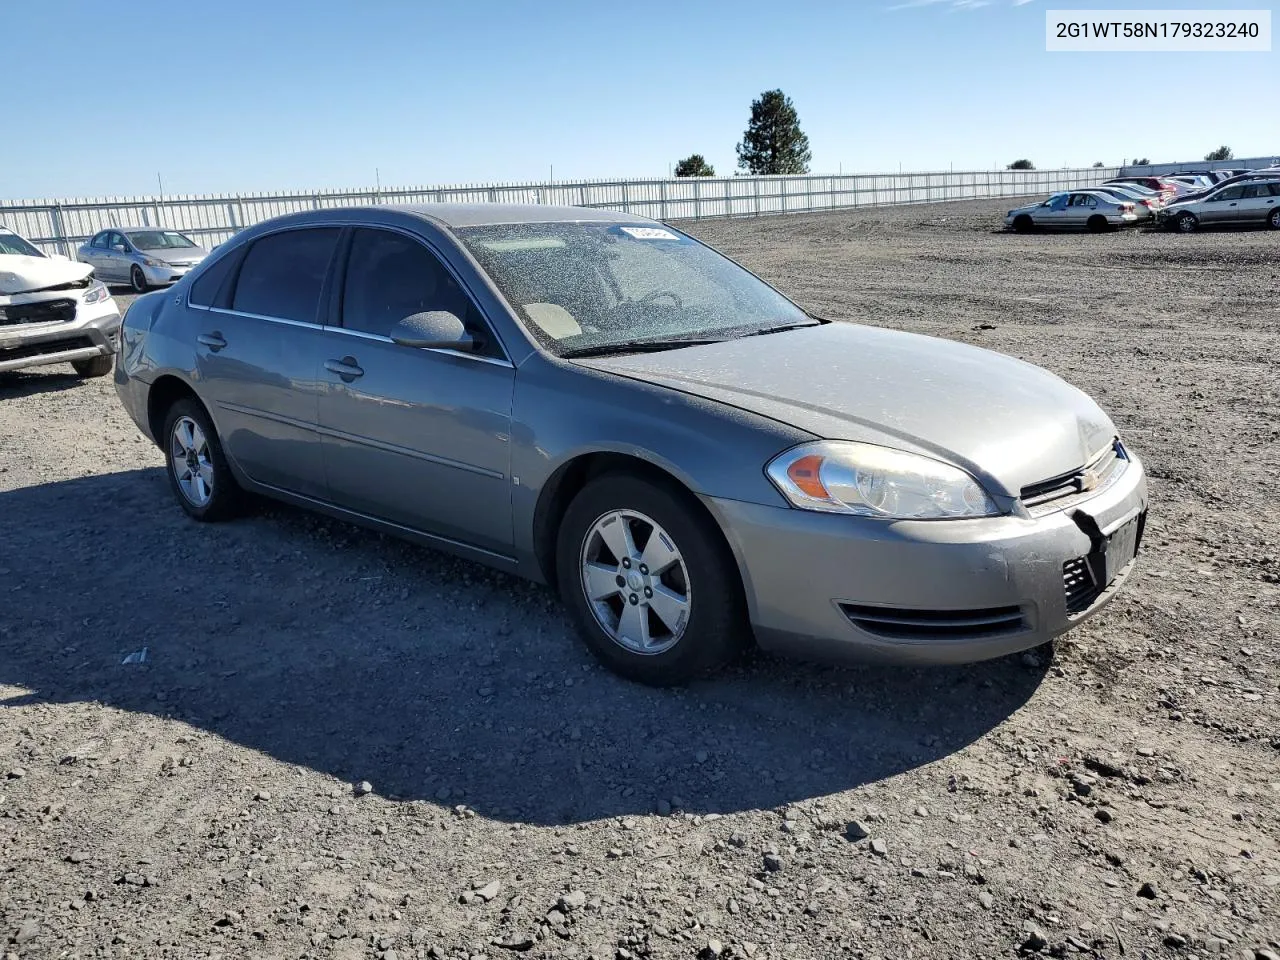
(51, 204, 68, 257)
(660, 179, 669, 221)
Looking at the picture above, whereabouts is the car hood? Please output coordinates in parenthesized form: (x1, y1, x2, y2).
(140, 246, 208, 264)
(575, 323, 1118, 497)
(0, 254, 93, 296)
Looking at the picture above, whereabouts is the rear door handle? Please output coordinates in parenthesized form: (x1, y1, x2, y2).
(197, 332, 227, 352)
(325, 356, 364, 382)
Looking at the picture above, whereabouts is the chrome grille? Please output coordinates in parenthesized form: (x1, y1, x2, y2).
(0, 298, 77, 327)
(1021, 441, 1127, 517)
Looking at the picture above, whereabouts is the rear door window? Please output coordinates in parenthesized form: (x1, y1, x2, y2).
(231, 228, 340, 323)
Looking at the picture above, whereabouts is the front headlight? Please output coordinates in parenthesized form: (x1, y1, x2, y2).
(142, 257, 164, 267)
(82, 279, 110, 304)
(766, 441, 999, 520)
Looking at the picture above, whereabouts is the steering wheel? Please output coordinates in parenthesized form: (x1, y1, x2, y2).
(638, 289, 684, 309)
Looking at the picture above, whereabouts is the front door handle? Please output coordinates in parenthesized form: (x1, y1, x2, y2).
(197, 332, 227, 352)
(325, 356, 364, 382)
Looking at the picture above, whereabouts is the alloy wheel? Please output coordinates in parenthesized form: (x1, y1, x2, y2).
(170, 416, 214, 507)
(579, 509, 691, 655)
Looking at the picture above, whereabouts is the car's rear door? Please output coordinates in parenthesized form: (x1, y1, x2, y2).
(191, 226, 338, 499)
(1201, 185, 1244, 223)
(1238, 183, 1277, 222)
(315, 226, 515, 555)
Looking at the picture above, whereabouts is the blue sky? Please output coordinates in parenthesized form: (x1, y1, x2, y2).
(4, 0, 1275, 199)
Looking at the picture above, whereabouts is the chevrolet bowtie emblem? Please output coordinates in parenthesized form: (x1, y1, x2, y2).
(1078, 468, 1101, 492)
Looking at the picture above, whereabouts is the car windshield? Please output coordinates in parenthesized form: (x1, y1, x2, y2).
(456, 222, 815, 356)
(128, 230, 197, 250)
(0, 230, 43, 257)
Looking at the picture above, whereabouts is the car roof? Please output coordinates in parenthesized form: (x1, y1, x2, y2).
(402, 203, 652, 228)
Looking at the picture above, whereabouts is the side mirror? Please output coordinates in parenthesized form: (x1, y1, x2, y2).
(390, 310, 475, 352)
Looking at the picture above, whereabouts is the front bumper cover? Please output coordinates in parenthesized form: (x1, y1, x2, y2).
(705, 453, 1149, 666)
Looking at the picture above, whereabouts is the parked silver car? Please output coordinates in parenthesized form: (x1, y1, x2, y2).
(77, 228, 209, 293)
(1, 225, 121, 377)
(1090, 185, 1159, 220)
(114, 204, 1148, 685)
(1159, 178, 1280, 231)
(1004, 191, 1140, 232)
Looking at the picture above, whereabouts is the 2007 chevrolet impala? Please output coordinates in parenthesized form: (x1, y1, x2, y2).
(114, 204, 1148, 685)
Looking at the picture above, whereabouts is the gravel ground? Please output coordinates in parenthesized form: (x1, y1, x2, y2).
(1, 198, 1277, 960)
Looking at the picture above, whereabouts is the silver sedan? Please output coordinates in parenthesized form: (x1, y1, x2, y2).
(1004, 191, 1140, 232)
(77, 228, 209, 292)
(113, 204, 1148, 685)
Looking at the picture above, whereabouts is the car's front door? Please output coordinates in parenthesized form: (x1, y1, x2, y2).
(315, 226, 515, 555)
(192, 226, 339, 499)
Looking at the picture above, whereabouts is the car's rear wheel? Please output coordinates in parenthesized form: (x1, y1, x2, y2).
(1269, 208, 1280, 230)
(1176, 212, 1199, 233)
(1013, 214, 1034, 234)
(556, 473, 747, 685)
(1087, 215, 1109, 233)
(130, 265, 148, 293)
(162, 397, 241, 522)
(72, 355, 113, 378)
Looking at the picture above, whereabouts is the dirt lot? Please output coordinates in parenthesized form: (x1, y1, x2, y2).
(1, 198, 1277, 960)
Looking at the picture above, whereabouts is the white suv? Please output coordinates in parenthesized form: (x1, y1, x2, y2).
(0, 226, 121, 377)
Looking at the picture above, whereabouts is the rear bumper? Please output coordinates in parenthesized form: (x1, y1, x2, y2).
(705, 453, 1148, 666)
(0, 297, 121, 373)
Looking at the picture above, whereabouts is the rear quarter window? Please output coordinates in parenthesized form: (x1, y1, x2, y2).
(189, 249, 242, 307)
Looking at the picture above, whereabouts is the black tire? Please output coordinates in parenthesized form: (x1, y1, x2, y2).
(130, 265, 148, 293)
(1013, 215, 1034, 234)
(1176, 212, 1198, 233)
(1087, 215, 1109, 233)
(1269, 208, 1280, 230)
(72, 354, 113, 378)
(161, 397, 241, 522)
(556, 473, 747, 685)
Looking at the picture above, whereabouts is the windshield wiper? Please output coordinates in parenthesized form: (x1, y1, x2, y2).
(739, 320, 823, 338)
(561, 337, 726, 359)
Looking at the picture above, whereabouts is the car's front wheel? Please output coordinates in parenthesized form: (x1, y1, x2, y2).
(72, 355, 113, 378)
(1176, 212, 1199, 233)
(556, 473, 747, 685)
(162, 397, 241, 521)
(1269, 208, 1280, 230)
(1012, 215, 1034, 233)
(131, 265, 148, 293)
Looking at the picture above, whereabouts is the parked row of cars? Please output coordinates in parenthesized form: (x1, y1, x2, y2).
(1003, 165, 1280, 233)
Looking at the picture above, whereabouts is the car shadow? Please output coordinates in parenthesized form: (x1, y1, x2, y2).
(0, 469, 1047, 825)
(0, 369, 90, 398)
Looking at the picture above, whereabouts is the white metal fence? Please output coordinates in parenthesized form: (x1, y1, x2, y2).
(1119, 154, 1279, 177)
(2, 167, 1121, 256)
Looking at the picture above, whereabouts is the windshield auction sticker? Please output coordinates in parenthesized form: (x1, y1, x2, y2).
(1047, 9, 1271, 51)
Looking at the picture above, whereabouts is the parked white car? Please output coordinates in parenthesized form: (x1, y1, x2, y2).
(1004, 191, 1140, 232)
(0, 225, 121, 376)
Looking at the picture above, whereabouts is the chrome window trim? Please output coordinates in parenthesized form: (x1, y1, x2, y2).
(320, 323, 514, 368)
(205, 306, 324, 330)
